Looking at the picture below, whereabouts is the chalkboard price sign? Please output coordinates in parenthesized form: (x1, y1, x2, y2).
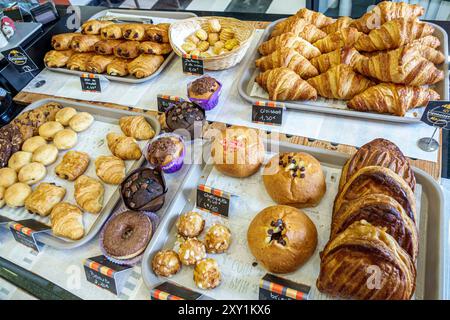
(182, 54, 204, 75)
(252, 101, 284, 126)
(196, 184, 230, 217)
(80, 74, 101, 92)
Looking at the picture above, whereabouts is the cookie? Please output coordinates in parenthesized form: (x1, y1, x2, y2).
(0, 138, 12, 168)
(0, 123, 23, 153)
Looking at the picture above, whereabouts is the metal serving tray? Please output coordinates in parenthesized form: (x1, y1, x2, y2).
(140, 141, 445, 300)
(0, 98, 160, 249)
(47, 9, 197, 84)
(238, 19, 449, 124)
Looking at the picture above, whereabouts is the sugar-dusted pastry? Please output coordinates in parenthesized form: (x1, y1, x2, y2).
(128, 54, 164, 79)
(22, 136, 46, 153)
(81, 20, 114, 35)
(39, 121, 64, 140)
(95, 155, 125, 185)
(4, 182, 31, 208)
(139, 41, 172, 55)
(50, 202, 84, 240)
(0, 186, 4, 208)
(86, 54, 115, 74)
(69, 112, 94, 132)
(55, 107, 77, 126)
(44, 50, 74, 68)
(194, 258, 221, 290)
(70, 35, 102, 52)
(25, 183, 66, 216)
(122, 24, 148, 41)
(106, 57, 130, 76)
(145, 23, 170, 43)
(100, 24, 123, 40)
(32, 144, 58, 166)
(53, 129, 78, 150)
(106, 133, 142, 160)
(178, 238, 206, 266)
(205, 224, 231, 254)
(8, 151, 32, 172)
(94, 39, 124, 55)
(51, 33, 78, 50)
(55, 151, 90, 181)
(152, 250, 182, 277)
(176, 211, 205, 238)
(18, 162, 46, 185)
(114, 41, 141, 59)
(74, 175, 104, 214)
(66, 53, 95, 71)
(119, 115, 155, 140)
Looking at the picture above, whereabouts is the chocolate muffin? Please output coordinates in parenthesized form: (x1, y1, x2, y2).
(165, 101, 205, 138)
(121, 168, 167, 211)
(146, 134, 185, 173)
(0, 123, 23, 153)
(0, 138, 12, 168)
(188, 76, 220, 100)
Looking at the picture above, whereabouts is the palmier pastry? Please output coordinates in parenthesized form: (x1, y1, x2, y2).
(119, 115, 155, 140)
(50, 202, 84, 240)
(122, 24, 148, 41)
(51, 33, 78, 50)
(0, 167, 17, 188)
(22, 136, 46, 153)
(69, 112, 94, 132)
(74, 175, 104, 214)
(8, 151, 32, 172)
(194, 258, 221, 290)
(32, 144, 58, 166)
(106, 133, 142, 160)
(114, 41, 141, 59)
(18, 162, 46, 185)
(176, 211, 205, 238)
(106, 57, 130, 76)
(100, 24, 123, 40)
(66, 53, 95, 71)
(178, 238, 206, 266)
(95, 155, 125, 185)
(44, 50, 74, 68)
(39, 121, 64, 140)
(152, 250, 182, 277)
(4, 182, 31, 208)
(86, 54, 115, 74)
(81, 20, 114, 35)
(139, 42, 172, 55)
(25, 183, 66, 216)
(94, 39, 124, 55)
(55, 151, 90, 181)
(70, 35, 101, 52)
(55, 107, 77, 126)
(128, 54, 164, 78)
(53, 129, 78, 150)
(145, 24, 170, 43)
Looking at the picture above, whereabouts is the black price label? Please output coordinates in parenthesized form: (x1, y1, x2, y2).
(9, 220, 50, 252)
(259, 273, 310, 300)
(84, 266, 117, 294)
(157, 94, 183, 112)
(196, 184, 230, 217)
(182, 55, 204, 75)
(252, 102, 284, 126)
(151, 281, 204, 300)
(80, 75, 101, 92)
(420, 101, 450, 130)
(1, 47, 38, 74)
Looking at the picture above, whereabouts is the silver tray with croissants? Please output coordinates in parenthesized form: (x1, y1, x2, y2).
(140, 128, 444, 300)
(0, 98, 160, 249)
(238, 2, 449, 123)
(44, 10, 196, 83)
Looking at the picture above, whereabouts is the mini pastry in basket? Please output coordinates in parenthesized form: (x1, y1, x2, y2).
(119, 115, 155, 140)
(258, 32, 321, 59)
(152, 250, 182, 277)
(55, 150, 90, 181)
(50, 202, 84, 240)
(176, 211, 205, 238)
(70, 35, 101, 53)
(247, 205, 318, 274)
(32, 144, 58, 166)
(18, 162, 46, 185)
(101, 24, 123, 40)
(38, 121, 64, 140)
(139, 41, 172, 55)
(51, 33, 78, 50)
(4, 182, 31, 208)
(66, 53, 95, 71)
(94, 39, 124, 55)
(146, 134, 185, 174)
(122, 24, 149, 41)
(187, 75, 222, 110)
(8, 151, 32, 172)
(53, 129, 78, 150)
(128, 54, 164, 79)
(194, 258, 221, 290)
(44, 50, 74, 68)
(146, 23, 170, 43)
(263, 152, 326, 208)
(69, 112, 94, 132)
(75, 175, 104, 214)
(81, 20, 114, 35)
(0, 167, 17, 188)
(178, 238, 206, 266)
(95, 155, 126, 185)
(114, 41, 141, 59)
(86, 55, 115, 74)
(25, 182, 66, 217)
(205, 224, 231, 254)
(210, 125, 265, 178)
(55, 107, 77, 126)
(106, 57, 130, 77)
(106, 132, 141, 160)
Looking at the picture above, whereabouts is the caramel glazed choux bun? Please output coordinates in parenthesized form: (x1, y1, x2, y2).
(211, 125, 265, 178)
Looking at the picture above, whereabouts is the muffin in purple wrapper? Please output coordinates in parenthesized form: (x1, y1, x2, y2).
(187, 75, 222, 111)
(146, 133, 185, 174)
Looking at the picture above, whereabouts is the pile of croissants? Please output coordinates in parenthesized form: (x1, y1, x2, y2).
(44, 20, 173, 79)
(317, 138, 418, 299)
(255, 1, 444, 116)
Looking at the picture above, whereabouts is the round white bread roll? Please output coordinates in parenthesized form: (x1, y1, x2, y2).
(0, 167, 18, 188)
(39, 121, 64, 140)
(22, 136, 47, 153)
(32, 144, 58, 166)
(55, 107, 77, 126)
(69, 112, 94, 132)
(18, 162, 47, 185)
(53, 129, 78, 150)
(4, 182, 32, 208)
(8, 151, 32, 172)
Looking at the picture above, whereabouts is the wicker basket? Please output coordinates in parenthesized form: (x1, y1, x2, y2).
(169, 16, 255, 70)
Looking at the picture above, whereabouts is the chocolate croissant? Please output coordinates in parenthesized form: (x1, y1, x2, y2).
(310, 47, 359, 73)
(51, 33, 78, 50)
(122, 24, 148, 41)
(86, 54, 115, 74)
(66, 53, 95, 71)
(44, 50, 74, 68)
(128, 54, 164, 78)
(139, 41, 172, 55)
(313, 27, 362, 53)
(106, 133, 142, 160)
(145, 23, 170, 43)
(81, 20, 114, 35)
(106, 57, 130, 77)
(55, 151, 90, 181)
(74, 175, 104, 214)
(258, 32, 321, 59)
(70, 35, 101, 52)
(94, 40, 124, 55)
(114, 41, 141, 59)
(100, 24, 123, 40)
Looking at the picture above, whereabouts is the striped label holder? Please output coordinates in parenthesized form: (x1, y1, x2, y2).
(151, 281, 203, 300)
(80, 73, 109, 92)
(252, 101, 285, 126)
(84, 255, 132, 295)
(182, 54, 204, 75)
(157, 94, 184, 112)
(196, 184, 231, 217)
(8, 219, 51, 253)
(259, 273, 310, 300)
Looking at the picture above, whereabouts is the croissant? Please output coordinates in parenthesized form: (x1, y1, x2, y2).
(74, 175, 104, 214)
(412, 44, 446, 65)
(70, 35, 101, 52)
(271, 17, 327, 43)
(51, 33, 78, 50)
(340, 138, 416, 192)
(258, 32, 321, 59)
(86, 55, 115, 74)
(307, 64, 374, 100)
(411, 35, 440, 49)
(255, 48, 319, 79)
(119, 115, 155, 140)
(313, 27, 362, 53)
(106, 132, 142, 160)
(271, 16, 310, 38)
(348, 83, 439, 117)
(51, 202, 84, 240)
(294, 8, 335, 28)
(94, 40, 124, 55)
(255, 67, 317, 101)
(122, 24, 148, 41)
(317, 220, 416, 300)
(128, 54, 164, 79)
(146, 23, 170, 43)
(310, 47, 359, 74)
(351, 1, 425, 33)
(321, 16, 353, 34)
(139, 41, 172, 55)
(114, 41, 141, 59)
(95, 155, 126, 185)
(81, 20, 114, 35)
(100, 24, 123, 40)
(44, 50, 74, 68)
(354, 18, 434, 52)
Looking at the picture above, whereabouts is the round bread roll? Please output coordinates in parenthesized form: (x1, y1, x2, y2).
(247, 205, 318, 274)
(18, 162, 46, 185)
(55, 107, 77, 126)
(32, 144, 58, 166)
(53, 129, 78, 150)
(4, 182, 32, 208)
(263, 152, 326, 208)
(39, 121, 64, 140)
(8, 151, 32, 172)
(211, 125, 265, 178)
(0, 167, 17, 188)
(22, 136, 47, 153)
(0, 186, 5, 208)
(69, 112, 94, 132)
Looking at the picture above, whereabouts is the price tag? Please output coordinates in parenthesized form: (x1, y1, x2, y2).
(420, 101, 450, 130)
(84, 255, 132, 295)
(1, 47, 38, 74)
(196, 184, 230, 217)
(151, 281, 205, 300)
(259, 273, 310, 300)
(182, 54, 204, 75)
(80, 73, 102, 92)
(157, 94, 184, 113)
(252, 101, 284, 126)
(9, 220, 51, 252)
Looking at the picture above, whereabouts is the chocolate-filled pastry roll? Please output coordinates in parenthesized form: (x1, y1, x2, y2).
(52, 33, 78, 50)
(145, 23, 170, 43)
(94, 39, 124, 55)
(86, 55, 115, 74)
(71, 35, 101, 52)
(81, 20, 114, 35)
(114, 41, 141, 59)
(101, 24, 123, 40)
(106, 57, 130, 77)
(122, 24, 147, 41)
(128, 54, 164, 78)
(139, 41, 172, 55)
(66, 53, 95, 71)
(44, 50, 74, 68)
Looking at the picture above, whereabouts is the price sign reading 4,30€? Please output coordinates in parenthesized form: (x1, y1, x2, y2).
(80, 73, 101, 92)
(252, 101, 284, 126)
(196, 184, 230, 217)
(182, 54, 204, 75)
